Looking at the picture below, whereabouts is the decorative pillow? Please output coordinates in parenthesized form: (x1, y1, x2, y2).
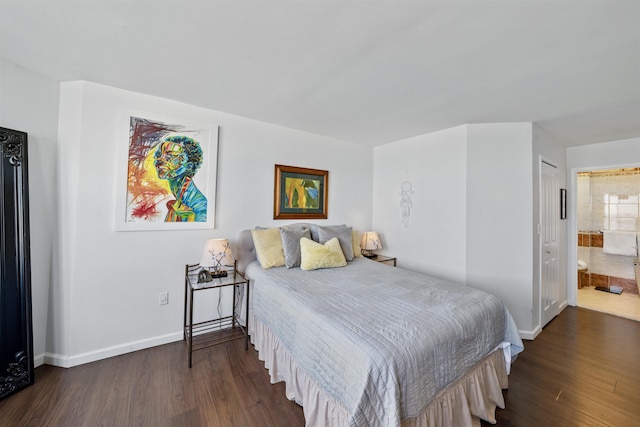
(251, 228, 285, 269)
(308, 224, 321, 242)
(308, 223, 347, 242)
(352, 230, 362, 258)
(280, 226, 311, 268)
(300, 237, 347, 271)
(317, 225, 354, 261)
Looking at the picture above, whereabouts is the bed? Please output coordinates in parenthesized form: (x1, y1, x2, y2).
(237, 224, 523, 427)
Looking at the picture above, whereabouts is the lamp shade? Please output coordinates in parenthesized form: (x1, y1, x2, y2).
(360, 232, 382, 251)
(199, 238, 234, 268)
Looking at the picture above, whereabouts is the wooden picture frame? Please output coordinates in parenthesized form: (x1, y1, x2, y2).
(274, 164, 328, 220)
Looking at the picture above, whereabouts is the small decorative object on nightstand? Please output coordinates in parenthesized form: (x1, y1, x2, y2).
(361, 231, 382, 258)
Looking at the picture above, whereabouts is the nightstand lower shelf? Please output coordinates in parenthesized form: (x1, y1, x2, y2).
(185, 316, 247, 353)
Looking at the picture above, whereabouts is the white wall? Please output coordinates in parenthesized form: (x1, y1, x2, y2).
(48, 81, 373, 367)
(466, 123, 534, 334)
(567, 137, 640, 170)
(373, 123, 536, 336)
(566, 137, 640, 305)
(372, 125, 468, 282)
(0, 59, 59, 366)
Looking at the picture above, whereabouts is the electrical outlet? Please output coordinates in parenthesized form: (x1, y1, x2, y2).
(159, 292, 169, 305)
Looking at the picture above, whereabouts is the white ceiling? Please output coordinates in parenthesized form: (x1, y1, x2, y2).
(1, 1, 639, 147)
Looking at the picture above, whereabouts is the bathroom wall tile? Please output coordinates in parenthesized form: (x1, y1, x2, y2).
(618, 195, 639, 205)
(589, 270, 638, 294)
(591, 248, 636, 279)
(577, 174, 591, 231)
(610, 277, 638, 295)
(584, 234, 592, 246)
(578, 246, 590, 263)
(578, 234, 586, 246)
(578, 219, 591, 231)
(591, 212, 606, 231)
(578, 271, 590, 288)
(607, 255, 636, 279)
(590, 273, 609, 288)
(593, 173, 640, 232)
(610, 218, 637, 231)
(591, 234, 603, 248)
(590, 249, 608, 275)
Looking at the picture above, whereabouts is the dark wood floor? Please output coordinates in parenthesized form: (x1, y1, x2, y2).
(483, 306, 640, 427)
(1, 307, 638, 427)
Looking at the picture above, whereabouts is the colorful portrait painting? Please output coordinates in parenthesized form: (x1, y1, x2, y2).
(117, 114, 218, 231)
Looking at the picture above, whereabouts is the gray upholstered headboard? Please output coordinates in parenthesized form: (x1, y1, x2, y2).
(236, 228, 257, 274)
(236, 223, 320, 274)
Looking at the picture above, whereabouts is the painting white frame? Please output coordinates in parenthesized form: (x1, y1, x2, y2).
(115, 110, 218, 231)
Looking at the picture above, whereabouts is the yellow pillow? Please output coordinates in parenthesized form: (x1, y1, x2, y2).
(352, 230, 362, 258)
(251, 228, 285, 269)
(300, 237, 347, 271)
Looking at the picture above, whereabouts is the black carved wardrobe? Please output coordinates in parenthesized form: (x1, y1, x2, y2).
(0, 127, 34, 400)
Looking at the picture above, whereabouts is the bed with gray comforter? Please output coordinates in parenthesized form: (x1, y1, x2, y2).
(244, 255, 523, 427)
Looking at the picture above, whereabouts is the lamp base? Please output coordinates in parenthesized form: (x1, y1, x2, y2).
(361, 250, 377, 259)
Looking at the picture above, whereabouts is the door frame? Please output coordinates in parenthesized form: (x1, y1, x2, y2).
(567, 161, 640, 307)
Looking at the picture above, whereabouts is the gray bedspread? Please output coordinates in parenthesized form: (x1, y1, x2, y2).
(247, 257, 523, 426)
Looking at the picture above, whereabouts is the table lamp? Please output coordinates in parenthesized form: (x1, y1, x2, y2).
(199, 238, 234, 281)
(360, 231, 382, 258)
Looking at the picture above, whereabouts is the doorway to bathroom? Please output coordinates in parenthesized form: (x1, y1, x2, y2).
(576, 167, 640, 322)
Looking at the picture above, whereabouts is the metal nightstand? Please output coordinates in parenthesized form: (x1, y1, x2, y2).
(183, 261, 249, 367)
(371, 255, 397, 266)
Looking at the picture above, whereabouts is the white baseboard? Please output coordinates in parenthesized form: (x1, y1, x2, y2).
(519, 302, 570, 341)
(43, 331, 183, 368)
(34, 353, 46, 368)
(518, 326, 541, 341)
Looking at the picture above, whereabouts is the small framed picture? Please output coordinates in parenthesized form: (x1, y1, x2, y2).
(274, 164, 328, 220)
(560, 188, 567, 220)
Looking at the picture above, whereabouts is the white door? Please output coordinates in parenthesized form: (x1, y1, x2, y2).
(541, 160, 560, 327)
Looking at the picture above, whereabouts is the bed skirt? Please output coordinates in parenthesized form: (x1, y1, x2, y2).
(250, 314, 509, 427)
